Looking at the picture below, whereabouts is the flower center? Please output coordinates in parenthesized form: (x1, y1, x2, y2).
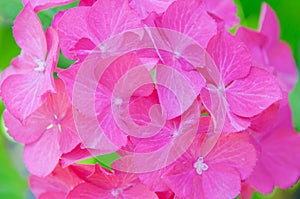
(34, 59, 46, 72)
(193, 157, 208, 175)
(111, 188, 123, 197)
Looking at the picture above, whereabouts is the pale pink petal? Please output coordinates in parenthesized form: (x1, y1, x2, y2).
(87, 0, 142, 43)
(13, 4, 46, 60)
(23, 0, 76, 12)
(23, 129, 62, 177)
(206, 32, 251, 85)
(226, 67, 282, 118)
(162, 0, 216, 47)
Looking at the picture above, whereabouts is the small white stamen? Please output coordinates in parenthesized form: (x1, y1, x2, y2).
(100, 44, 106, 52)
(193, 157, 208, 175)
(174, 51, 181, 59)
(172, 130, 180, 137)
(111, 188, 123, 197)
(57, 124, 62, 132)
(114, 98, 123, 105)
(34, 59, 46, 72)
(46, 124, 54, 130)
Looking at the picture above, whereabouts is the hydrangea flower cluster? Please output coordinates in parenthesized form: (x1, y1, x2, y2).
(1, 0, 299, 198)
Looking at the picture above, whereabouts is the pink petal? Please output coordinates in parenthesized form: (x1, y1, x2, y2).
(206, 133, 256, 179)
(245, 160, 274, 194)
(206, 32, 251, 85)
(23, 129, 62, 177)
(59, 126, 80, 153)
(3, 110, 47, 144)
(123, 184, 158, 199)
(57, 7, 94, 60)
(23, 0, 76, 12)
(129, 0, 175, 18)
(235, 27, 268, 67)
(58, 63, 80, 100)
(67, 183, 110, 199)
(156, 65, 201, 119)
(202, 165, 241, 199)
(268, 41, 298, 91)
(162, 163, 195, 198)
(204, 0, 239, 28)
(13, 4, 46, 61)
(162, 0, 216, 47)
(40, 192, 67, 199)
(260, 129, 300, 189)
(61, 145, 94, 167)
(73, 110, 119, 152)
(259, 3, 280, 48)
(226, 67, 282, 118)
(87, 0, 142, 43)
(1, 73, 51, 120)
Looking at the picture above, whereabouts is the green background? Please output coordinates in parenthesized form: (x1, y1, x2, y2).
(0, 0, 299, 198)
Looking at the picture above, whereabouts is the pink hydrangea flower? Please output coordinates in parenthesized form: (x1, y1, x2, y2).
(161, 133, 256, 199)
(201, 32, 282, 132)
(235, 3, 298, 92)
(0, 4, 59, 121)
(4, 79, 80, 177)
